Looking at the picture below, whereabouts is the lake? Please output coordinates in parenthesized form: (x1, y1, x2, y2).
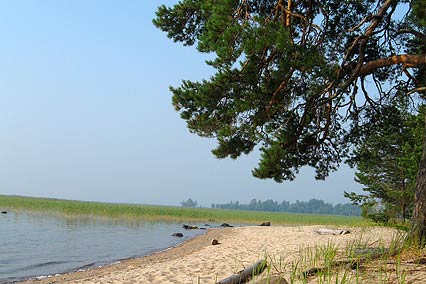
(0, 211, 207, 283)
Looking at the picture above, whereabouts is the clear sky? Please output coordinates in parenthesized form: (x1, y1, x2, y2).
(0, 0, 363, 207)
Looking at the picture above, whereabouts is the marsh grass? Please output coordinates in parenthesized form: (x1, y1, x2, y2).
(0, 195, 367, 225)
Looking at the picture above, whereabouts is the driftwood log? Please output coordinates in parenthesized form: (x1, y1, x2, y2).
(217, 260, 267, 284)
(314, 228, 350, 235)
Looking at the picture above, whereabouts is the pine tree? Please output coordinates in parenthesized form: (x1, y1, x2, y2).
(154, 0, 426, 244)
(345, 102, 425, 223)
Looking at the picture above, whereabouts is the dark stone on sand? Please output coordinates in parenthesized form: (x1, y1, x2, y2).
(172, 233, 183, 237)
(204, 224, 211, 226)
(1, 211, 7, 214)
(220, 223, 233, 227)
(212, 239, 220, 245)
(259, 221, 271, 226)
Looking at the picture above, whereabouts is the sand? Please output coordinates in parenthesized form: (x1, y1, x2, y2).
(19, 225, 402, 284)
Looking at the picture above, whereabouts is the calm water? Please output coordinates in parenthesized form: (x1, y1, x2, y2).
(0, 211, 207, 283)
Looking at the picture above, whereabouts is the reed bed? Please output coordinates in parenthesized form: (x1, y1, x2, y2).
(0, 195, 367, 226)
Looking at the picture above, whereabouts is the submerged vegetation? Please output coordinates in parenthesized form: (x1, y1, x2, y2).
(0, 195, 367, 226)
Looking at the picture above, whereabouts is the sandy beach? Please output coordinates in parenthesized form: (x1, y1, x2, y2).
(19, 225, 407, 284)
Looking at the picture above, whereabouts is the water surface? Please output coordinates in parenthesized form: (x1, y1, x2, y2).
(0, 211, 206, 283)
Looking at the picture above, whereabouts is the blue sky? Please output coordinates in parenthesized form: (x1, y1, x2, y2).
(0, 0, 362, 206)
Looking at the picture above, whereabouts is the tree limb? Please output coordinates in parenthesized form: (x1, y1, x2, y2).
(407, 87, 426, 96)
(343, 0, 395, 63)
(396, 29, 426, 42)
(359, 54, 426, 76)
(266, 67, 295, 113)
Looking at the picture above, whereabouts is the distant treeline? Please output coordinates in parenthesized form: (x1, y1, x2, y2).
(211, 199, 361, 216)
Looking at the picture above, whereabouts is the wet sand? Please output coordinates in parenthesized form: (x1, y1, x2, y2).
(19, 225, 399, 284)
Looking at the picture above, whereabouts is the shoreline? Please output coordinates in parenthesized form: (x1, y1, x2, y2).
(17, 227, 234, 284)
(18, 225, 399, 284)
(13, 230, 207, 283)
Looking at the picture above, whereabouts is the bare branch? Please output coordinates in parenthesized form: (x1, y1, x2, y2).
(407, 87, 426, 96)
(396, 29, 426, 42)
(343, 0, 395, 63)
(346, 14, 374, 32)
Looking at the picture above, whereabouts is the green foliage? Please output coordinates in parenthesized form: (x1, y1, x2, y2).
(154, 1, 426, 183)
(212, 198, 361, 216)
(345, 101, 426, 224)
(180, 198, 198, 207)
(0, 195, 367, 226)
(411, 0, 426, 27)
(154, 0, 426, 245)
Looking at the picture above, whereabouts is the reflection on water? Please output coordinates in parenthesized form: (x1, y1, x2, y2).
(0, 211, 206, 283)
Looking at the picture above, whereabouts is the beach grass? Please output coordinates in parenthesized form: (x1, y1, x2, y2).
(0, 195, 368, 226)
(255, 231, 410, 284)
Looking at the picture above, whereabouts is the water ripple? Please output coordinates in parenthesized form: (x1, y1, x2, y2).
(0, 211, 206, 283)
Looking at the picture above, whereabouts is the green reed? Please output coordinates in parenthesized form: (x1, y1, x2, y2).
(0, 195, 367, 226)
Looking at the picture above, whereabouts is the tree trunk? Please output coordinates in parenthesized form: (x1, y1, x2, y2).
(402, 175, 406, 222)
(411, 115, 426, 246)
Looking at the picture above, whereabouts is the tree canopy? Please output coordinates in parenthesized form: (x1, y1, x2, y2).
(180, 198, 199, 207)
(345, 101, 425, 223)
(154, 0, 425, 182)
(154, 0, 426, 243)
(212, 198, 361, 216)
